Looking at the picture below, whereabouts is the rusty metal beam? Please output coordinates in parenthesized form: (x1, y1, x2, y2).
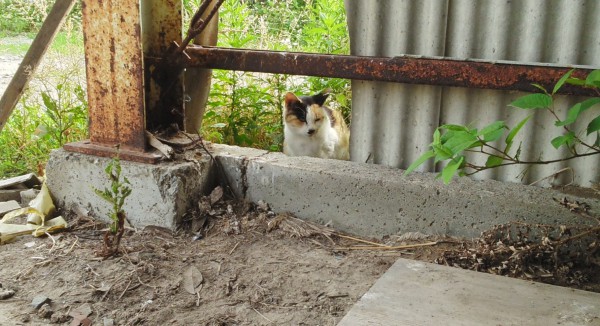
(80, 0, 146, 152)
(185, 47, 598, 96)
(141, 0, 184, 131)
(65, 0, 182, 164)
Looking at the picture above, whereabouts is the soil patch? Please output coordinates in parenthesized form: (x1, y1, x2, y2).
(0, 195, 400, 325)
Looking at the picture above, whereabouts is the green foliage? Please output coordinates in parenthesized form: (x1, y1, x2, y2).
(0, 56, 88, 178)
(37, 83, 88, 147)
(93, 155, 132, 234)
(0, 0, 82, 34)
(405, 69, 600, 183)
(198, 0, 352, 150)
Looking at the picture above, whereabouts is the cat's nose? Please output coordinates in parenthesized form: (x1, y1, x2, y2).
(307, 129, 316, 135)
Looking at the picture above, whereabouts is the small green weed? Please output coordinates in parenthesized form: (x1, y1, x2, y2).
(93, 153, 132, 257)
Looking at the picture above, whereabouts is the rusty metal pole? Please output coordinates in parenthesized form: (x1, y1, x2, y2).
(64, 0, 183, 163)
(141, 0, 184, 132)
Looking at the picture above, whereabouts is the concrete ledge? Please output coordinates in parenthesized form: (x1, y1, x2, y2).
(45, 144, 599, 238)
(46, 149, 216, 229)
(212, 144, 600, 238)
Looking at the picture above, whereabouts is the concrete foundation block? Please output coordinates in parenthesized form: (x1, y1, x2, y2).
(212, 144, 600, 238)
(46, 149, 216, 229)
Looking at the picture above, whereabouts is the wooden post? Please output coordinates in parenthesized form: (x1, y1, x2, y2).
(0, 0, 77, 133)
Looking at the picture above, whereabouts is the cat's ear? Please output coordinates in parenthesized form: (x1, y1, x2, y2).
(312, 89, 332, 106)
(285, 92, 302, 110)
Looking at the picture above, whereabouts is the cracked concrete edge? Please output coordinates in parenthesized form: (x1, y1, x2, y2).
(211, 144, 600, 238)
(46, 149, 217, 229)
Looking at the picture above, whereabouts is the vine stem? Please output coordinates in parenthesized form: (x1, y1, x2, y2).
(464, 150, 600, 175)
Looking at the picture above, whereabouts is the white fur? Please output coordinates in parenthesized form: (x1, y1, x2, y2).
(283, 106, 342, 159)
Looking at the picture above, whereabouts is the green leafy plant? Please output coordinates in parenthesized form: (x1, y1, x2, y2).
(93, 153, 132, 256)
(405, 69, 600, 184)
(37, 83, 88, 147)
(0, 65, 88, 178)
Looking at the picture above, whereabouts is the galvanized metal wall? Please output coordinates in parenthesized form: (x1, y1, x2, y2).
(345, 0, 600, 187)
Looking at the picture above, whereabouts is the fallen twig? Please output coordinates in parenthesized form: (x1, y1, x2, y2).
(335, 234, 389, 247)
(229, 241, 240, 255)
(253, 307, 273, 324)
(118, 279, 133, 300)
(334, 241, 440, 251)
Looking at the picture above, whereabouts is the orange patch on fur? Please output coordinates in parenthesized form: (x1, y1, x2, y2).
(285, 114, 305, 128)
(311, 105, 325, 121)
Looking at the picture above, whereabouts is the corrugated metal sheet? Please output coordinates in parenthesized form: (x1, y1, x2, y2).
(345, 0, 600, 187)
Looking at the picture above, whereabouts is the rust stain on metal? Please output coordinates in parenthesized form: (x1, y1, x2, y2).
(185, 47, 597, 96)
(80, 0, 146, 153)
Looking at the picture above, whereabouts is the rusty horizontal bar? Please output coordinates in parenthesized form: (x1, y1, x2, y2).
(184, 47, 598, 96)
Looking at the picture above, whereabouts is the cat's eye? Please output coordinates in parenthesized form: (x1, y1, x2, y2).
(315, 118, 322, 122)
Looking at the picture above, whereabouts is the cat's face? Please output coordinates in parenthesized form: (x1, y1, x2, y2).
(284, 91, 329, 136)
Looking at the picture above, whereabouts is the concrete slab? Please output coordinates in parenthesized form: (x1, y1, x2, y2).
(0, 173, 41, 189)
(338, 258, 600, 326)
(0, 200, 20, 216)
(45, 149, 216, 229)
(211, 144, 600, 238)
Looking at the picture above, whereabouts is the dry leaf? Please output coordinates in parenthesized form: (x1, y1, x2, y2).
(182, 265, 203, 294)
(210, 186, 223, 205)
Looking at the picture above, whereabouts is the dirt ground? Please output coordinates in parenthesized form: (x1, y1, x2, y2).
(0, 195, 403, 326)
(1, 185, 598, 325)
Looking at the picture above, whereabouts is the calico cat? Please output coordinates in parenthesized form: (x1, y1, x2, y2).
(283, 90, 350, 160)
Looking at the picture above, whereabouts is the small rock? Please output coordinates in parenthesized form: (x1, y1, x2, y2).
(31, 295, 50, 309)
(37, 303, 53, 319)
(103, 317, 115, 326)
(0, 200, 20, 216)
(257, 200, 269, 212)
(50, 312, 69, 323)
(0, 189, 21, 202)
(20, 314, 30, 323)
(19, 188, 39, 205)
(69, 302, 93, 319)
(0, 289, 15, 300)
